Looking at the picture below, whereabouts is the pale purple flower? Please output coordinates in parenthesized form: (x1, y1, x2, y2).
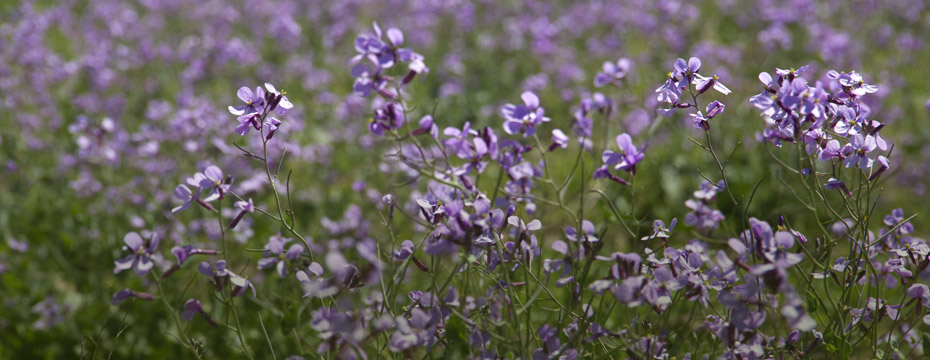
(907, 284, 930, 306)
(264, 82, 293, 115)
(193, 165, 230, 202)
(842, 134, 876, 169)
(258, 235, 304, 277)
(694, 74, 732, 95)
(642, 218, 677, 241)
(594, 57, 632, 87)
(501, 91, 550, 137)
(228, 86, 265, 116)
(548, 129, 569, 151)
(264, 117, 283, 140)
(8, 237, 28, 252)
(601, 133, 645, 175)
(114, 232, 159, 277)
(198, 260, 256, 297)
(171, 184, 200, 214)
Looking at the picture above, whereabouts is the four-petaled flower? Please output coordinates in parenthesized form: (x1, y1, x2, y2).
(501, 91, 550, 137)
(114, 232, 159, 277)
(258, 235, 304, 277)
(228, 86, 265, 116)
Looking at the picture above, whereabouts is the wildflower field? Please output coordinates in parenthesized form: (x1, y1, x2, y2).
(3, 0, 930, 359)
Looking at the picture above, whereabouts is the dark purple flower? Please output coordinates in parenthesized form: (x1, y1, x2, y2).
(229, 198, 254, 229)
(825, 178, 851, 196)
(111, 289, 155, 305)
(171, 245, 217, 266)
(369, 102, 405, 136)
(593, 165, 629, 185)
(182, 298, 218, 327)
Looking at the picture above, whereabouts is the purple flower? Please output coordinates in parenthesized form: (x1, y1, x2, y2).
(393, 240, 415, 261)
(594, 57, 632, 87)
(264, 83, 293, 115)
(228, 86, 265, 116)
(369, 102, 405, 136)
(171, 184, 200, 214)
(171, 245, 218, 267)
(235, 112, 261, 136)
(258, 235, 304, 277)
(443, 122, 476, 159)
(907, 284, 930, 306)
(264, 117, 283, 140)
(642, 218, 677, 241)
(565, 220, 598, 243)
(501, 91, 550, 137)
(601, 133, 645, 175)
(350, 63, 388, 98)
(389, 308, 441, 352)
(685, 199, 725, 232)
(350, 23, 428, 91)
(593, 165, 629, 185)
(229, 198, 254, 229)
(182, 299, 218, 327)
(548, 129, 569, 151)
(297, 264, 338, 298)
(694, 74, 732, 95)
(412, 115, 438, 138)
(111, 289, 155, 305)
(655, 74, 682, 105)
(827, 70, 878, 96)
(842, 134, 877, 169)
(8, 237, 28, 252)
(198, 260, 256, 297)
(691, 101, 726, 130)
(825, 178, 851, 196)
(114, 232, 159, 277)
(869, 156, 890, 181)
(193, 165, 230, 202)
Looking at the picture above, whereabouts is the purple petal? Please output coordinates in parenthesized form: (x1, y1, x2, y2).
(124, 232, 143, 251)
(237, 87, 253, 102)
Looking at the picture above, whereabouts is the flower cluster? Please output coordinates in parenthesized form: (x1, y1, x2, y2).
(751, 66, 891, 182)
